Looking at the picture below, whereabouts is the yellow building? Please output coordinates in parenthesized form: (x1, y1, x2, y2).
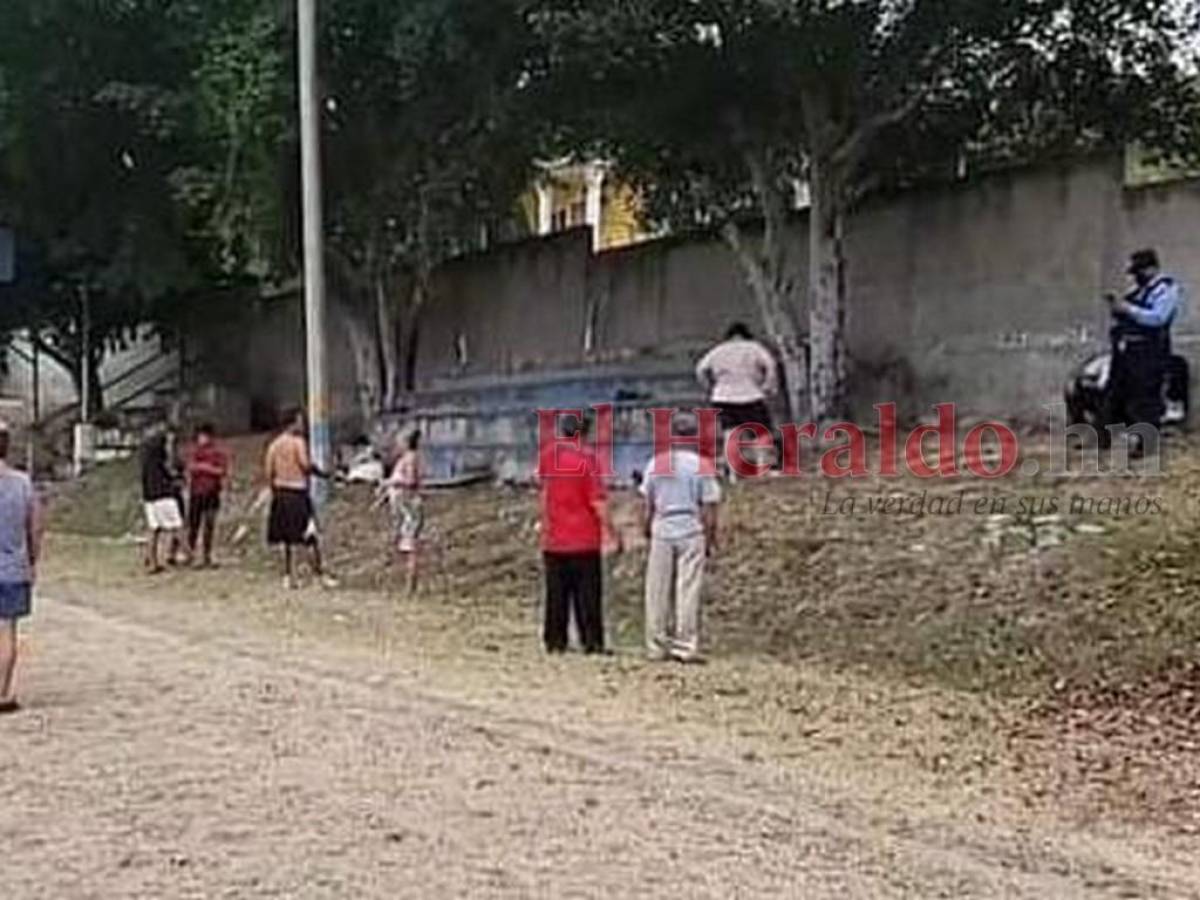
(520, 158, 648, 251)
(1124, 143, 1200, 187)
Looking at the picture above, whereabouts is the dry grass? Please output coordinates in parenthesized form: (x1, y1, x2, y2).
(42, 431, 1200, 833)
(48, 434, 1200, 696)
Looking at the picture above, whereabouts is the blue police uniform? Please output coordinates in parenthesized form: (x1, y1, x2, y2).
(1109, 275, 1183, 429)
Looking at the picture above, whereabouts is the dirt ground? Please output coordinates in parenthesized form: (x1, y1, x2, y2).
(11, 431, 1200, 897)
(1, 533, 1198, 898)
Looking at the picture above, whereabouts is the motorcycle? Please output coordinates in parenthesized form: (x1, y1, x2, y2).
(1065, 350, 1189, 428)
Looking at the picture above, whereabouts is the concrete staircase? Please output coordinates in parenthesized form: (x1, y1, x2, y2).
(31, 342, 185, 476)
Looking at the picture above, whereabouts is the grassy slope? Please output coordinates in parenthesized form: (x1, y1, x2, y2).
(43, 433, 1200, 832)
(48, 434, 1200, 698)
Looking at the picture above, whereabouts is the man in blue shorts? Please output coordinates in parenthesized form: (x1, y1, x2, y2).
(0, 421, 43, 715)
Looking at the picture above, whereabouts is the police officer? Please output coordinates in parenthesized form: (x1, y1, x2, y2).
(1106, 248, 1184, 452)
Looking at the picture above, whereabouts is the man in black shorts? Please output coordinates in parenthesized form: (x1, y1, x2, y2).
(264, 408, 335, 589)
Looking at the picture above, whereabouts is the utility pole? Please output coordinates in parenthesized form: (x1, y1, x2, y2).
(28, 332, 39, 475)
(31, 335, 39, 424)
(74, 286, 93, 477)
(80, 286, 90, 424)
(297, 0, 332, 507)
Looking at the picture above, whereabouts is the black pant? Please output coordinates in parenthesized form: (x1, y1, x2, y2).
(716, 400, 774, 433)
(1166, 355, 1190, 407)
(543, 552, 604, 653)
(1108, 341, 1165, 432)
(716, 400, 779, 466)
(187, 493, 221, 556)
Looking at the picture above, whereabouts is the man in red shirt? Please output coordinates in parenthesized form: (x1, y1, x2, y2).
(537, 414, 619, 654)
(186, 422, 230, 568)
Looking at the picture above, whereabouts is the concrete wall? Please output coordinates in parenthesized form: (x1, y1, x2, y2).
(220, 156, 1200, 434)
(1119, 178, 1200, 327)
(418, 229, 592, 380)
(195, 294, 360, 431)
(844, 161, 1122, 419)
(415, 157, 1167, 423)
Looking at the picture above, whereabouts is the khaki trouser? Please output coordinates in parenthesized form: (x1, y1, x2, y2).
(645, 534, 707, 660)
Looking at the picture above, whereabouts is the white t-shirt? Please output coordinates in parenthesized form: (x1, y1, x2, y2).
(640, 449, 722, 541)
(696, 338, 778, 405)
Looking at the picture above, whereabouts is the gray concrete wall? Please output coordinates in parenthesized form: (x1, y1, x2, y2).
(590, 232, 761, 357)
(418, 229, 592, 380)
(422, 155, 1200, 423)
(218, 156, 1200, 433)
(190, 292, 360, 432)
(1119, 178, 1200, 351)
(844, 160, 1122, 419)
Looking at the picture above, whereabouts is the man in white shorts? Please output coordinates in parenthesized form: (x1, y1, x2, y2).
(140, 427, 183, 574)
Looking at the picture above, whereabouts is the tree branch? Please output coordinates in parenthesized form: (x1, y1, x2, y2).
(325, 242, 372, 296)
(830, 88, 928, 173)
(30, 332, 79, 383)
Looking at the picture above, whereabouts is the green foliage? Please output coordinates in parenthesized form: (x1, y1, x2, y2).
(312, 0, 539, 405)
(531, 0, 1200, 229)
(0, 0, 269, 400)
(0, 0, 540, 413)
(186, 2, 294, 279)
(321, 0, 537, 276)
(528, 0, 1200, 419)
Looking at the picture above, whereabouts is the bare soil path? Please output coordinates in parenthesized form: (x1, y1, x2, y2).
(3, 564, 1199, 898)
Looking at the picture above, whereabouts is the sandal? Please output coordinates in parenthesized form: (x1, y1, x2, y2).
(0, 700, 22, 715)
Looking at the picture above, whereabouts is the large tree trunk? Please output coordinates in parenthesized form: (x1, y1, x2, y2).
(344, 311, 382, 429)
(721, 220, 808, 421)
(723, 141, 811, 422)
(399, 270, 432, 397)
(396, 190, 435, 399)
(329, 240, 394, 427)
(67, 355, 105, 417)
(807, 153, 848, 424)
(374, 274, 400, 410)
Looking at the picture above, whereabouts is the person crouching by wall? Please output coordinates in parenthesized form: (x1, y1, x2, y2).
(537, 413, 620, 655)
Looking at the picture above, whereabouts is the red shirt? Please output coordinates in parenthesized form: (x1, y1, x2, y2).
(539, 444, 605, 553)
(187, 443, 230, 498)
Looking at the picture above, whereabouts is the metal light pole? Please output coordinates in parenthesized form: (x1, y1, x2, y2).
(80, 286, 90, 423)
(28, 332, 39, 475)
(297, 0, 332, 507)
(74, 286, 93, 477)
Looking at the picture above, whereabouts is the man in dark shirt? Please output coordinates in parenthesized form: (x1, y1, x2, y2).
(140, 426, 183, 573)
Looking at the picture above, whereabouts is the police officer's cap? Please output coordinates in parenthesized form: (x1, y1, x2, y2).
(1128, 249, 1160, 274)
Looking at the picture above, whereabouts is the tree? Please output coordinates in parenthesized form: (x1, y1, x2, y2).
(0, 0, 239, 412)
(184, 0, 298, 284)
(319, 0, 537, 421)
(192, 0, 539, 424)
(531, 0, 1200, 421)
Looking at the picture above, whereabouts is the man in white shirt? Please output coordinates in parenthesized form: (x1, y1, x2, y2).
(640, 413, 722, 663)
(696, 323, 779, 468)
